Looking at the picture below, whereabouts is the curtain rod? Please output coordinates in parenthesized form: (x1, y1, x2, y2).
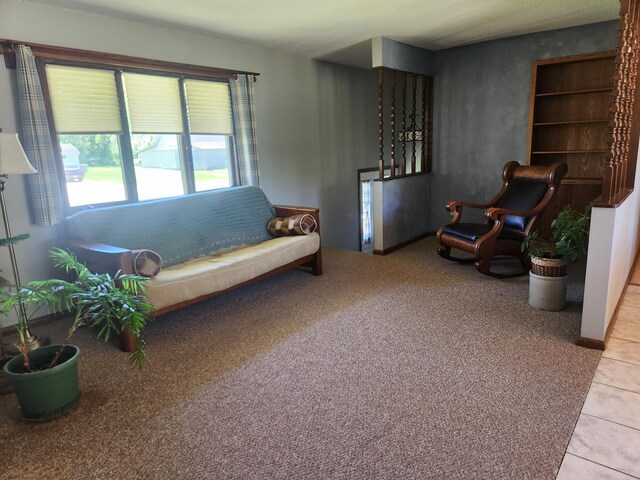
(0, 39, 260, 81)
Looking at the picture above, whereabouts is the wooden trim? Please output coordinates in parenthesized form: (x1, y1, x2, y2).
(390, 70, 396, 178)
(533, 50, 616, 66)
(534, 120, 609, 125)
(576, 337, 606, 350)
(411, 73, 417, 174)
(401, 72, 407, 175)
(592, 188, 634, 208)
(377, 68, 384, 180)
(425, 76, 433, 173)
(0, 39, 259, 80)
(532, 150, 608, 154)
(535, 87, 612, 97)
(372, 231, 433, 255)
(561, 178, 603, 185)
(420, 75, 426, 173)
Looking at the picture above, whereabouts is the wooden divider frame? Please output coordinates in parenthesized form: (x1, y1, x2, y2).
(599, 0, 640, 206)
(375, 67, 433, 180)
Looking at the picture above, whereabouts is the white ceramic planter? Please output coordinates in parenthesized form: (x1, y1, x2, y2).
(528, 271, 568, 311)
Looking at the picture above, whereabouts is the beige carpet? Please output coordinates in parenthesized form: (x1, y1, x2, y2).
(0, 237, 600, 479)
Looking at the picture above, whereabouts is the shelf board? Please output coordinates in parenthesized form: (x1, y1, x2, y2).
(535, 87, 612, 97)
(533, 120, 609, 126)
(561, 178, 603, 186)
(531, 150, 607, 154)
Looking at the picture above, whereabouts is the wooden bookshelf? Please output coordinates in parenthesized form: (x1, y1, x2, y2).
(526, 51, 616, 236)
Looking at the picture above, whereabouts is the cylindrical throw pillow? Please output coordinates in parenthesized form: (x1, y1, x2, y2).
(131, 249, 163, 278)
(267, 214, 317, 236)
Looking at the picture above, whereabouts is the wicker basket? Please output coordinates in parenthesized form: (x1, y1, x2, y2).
(530, 256, 568, 277)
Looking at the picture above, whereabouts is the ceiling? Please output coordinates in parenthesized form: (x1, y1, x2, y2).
(27, 0, 620, 67)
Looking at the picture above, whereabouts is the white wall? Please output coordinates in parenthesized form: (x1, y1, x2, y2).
(0, 0, 378, 325)
(582, 153, 640, 341)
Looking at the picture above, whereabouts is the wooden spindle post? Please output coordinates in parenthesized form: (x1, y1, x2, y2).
(411, 74, 417, 174)
(377, 68, 384, 180)
(426, 76, 433, 173)
(390, 70, 396, 178)
(420, 75, 427, 173)
(401, 72, 407, 175)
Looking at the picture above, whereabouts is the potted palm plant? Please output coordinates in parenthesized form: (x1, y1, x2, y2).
(1, 248, 153, 421)
(0, 232, 31, 394)
(521, 206, 591, 311)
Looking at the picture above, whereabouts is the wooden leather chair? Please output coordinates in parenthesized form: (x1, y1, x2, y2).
(435, 161, 567, 278)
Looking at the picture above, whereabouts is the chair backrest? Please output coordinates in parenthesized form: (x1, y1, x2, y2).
(494, 161, 567, 232)
(496, 178, 549, 230)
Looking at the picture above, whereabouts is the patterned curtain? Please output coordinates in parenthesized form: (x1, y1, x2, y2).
(230, 74, 260, 186)
(15, 45, 64, 226)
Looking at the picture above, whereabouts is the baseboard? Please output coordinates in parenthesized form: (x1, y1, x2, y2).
(576, 337, 605, 350)
(373, 231, 434, 256)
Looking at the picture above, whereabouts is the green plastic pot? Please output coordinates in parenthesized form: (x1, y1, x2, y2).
(0, 356, 14, 394)
(4, 344, 80, 422)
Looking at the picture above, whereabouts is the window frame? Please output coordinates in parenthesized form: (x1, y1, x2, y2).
(35, 54, 245, 213)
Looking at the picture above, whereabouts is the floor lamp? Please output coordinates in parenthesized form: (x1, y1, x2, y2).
(0, 131, 50, 353)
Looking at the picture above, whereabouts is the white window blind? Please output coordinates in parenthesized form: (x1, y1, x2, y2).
(46, 65, 122, 134)
(185, 79, 233, 135)
(123, 73, 184, 134)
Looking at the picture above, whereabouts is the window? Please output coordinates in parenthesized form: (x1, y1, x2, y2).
(44, 63, 236, 208)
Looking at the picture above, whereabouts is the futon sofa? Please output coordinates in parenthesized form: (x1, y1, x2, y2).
(65, 186, 321, 346)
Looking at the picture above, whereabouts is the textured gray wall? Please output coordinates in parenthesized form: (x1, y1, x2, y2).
(380, 174, 431, 249)
(430, 20, 619, 229)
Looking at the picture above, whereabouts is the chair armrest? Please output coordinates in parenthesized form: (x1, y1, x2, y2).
(273, 205, 321, 236)
(446, 200, 498, 224)
(446, 200, 495, 211)
(484, 205, 541, 222)
(66, 240, 134, 275)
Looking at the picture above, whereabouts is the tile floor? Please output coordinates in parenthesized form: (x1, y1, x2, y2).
(557, 282, 640, 479)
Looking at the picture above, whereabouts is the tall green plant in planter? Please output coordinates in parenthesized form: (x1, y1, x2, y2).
(521, 206, 591, 311)
(0, 233, 30, 394)
(1, 248, 154, 421)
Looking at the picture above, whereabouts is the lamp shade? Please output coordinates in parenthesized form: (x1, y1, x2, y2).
(0, 133, 37, 175)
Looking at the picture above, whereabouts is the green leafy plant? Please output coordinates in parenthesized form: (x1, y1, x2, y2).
(521, 206, 591, 262)
(0, 248, 154, 371)
(0, 232, 31, 362)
